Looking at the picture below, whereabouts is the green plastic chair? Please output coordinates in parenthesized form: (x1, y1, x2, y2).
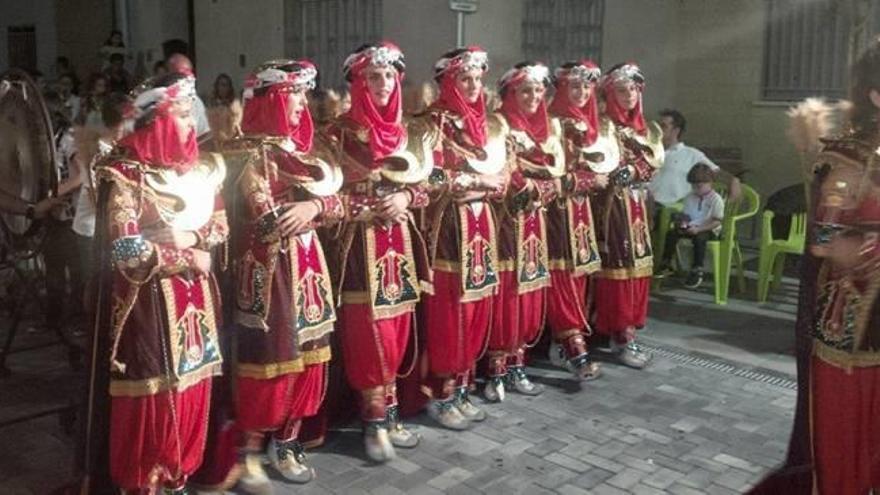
(652, 201, 684, 268)
(756, 210, 807, 302)
(664, 183, 760, 304)
(705, 183, 760, 304)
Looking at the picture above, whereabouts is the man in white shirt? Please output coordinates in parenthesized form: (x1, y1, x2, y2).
(649, 109, 741, 207)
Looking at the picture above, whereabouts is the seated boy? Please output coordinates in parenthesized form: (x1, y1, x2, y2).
(656, 163, 724, 288)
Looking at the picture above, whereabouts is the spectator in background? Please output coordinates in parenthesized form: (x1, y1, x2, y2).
(656, 163, 725, 289)
(309, 88, 343, 126)
(209, 73, 237, 108)
(42, 89, 85, 335)
(152, 60, 168, 78)
(72, 92, 129, 291)
(649, 109, 741, 208)
(104, 53, 132, 93)
(78, 73, 107, 127)
(55, 73, 81, 123)
(54, 56, 75, 79)
(166, 53, 211, 137)
(339, 87, 351, 114)
(206, 73, 241, 141)
(98, 29, 127, 70)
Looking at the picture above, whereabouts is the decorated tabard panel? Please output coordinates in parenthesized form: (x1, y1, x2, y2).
(160, 276, 223, 384)
(291, 233, 336, 343)
(458, 202, 499, 302)
(516, 209, 551, 294)
(365, 220, 421, 319)
(567, 196, 601, 275)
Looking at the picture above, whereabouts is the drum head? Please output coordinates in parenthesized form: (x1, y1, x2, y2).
(0, 69, 57, 240)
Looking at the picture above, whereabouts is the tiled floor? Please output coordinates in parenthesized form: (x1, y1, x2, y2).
(0, 264, 798, 494)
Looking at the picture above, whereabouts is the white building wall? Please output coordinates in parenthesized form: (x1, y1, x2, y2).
(193, 0, 285, 94)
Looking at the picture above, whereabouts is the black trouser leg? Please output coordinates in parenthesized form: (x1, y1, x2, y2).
(690, 232, 715, 271)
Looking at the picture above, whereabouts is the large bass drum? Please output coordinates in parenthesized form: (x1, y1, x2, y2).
(0, 69, 58, 257)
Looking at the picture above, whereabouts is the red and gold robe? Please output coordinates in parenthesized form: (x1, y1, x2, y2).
(230, 137, 344, 434)
(97, 154, 228, 490)
(487, 115, 562, 377)
(321, 117, 432, 421)
(807, 134, 880, 494)
(420, 108, 503, 398)
(592, 123, 658, 338)
(545, 116, 605, 349)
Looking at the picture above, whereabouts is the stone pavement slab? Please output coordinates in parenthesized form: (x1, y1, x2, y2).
(0, 280, 798, 493)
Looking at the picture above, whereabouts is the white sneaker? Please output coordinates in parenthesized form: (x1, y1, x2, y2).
(237, 453, 273, 494)
(454, 390, 487, 422)
(386, 405, 420, 448)
(507, 367, 544, 396)
(483, 376, 506, 403)
(267, 437, 315, 484)
(364, 423, 396, 463)
(427, 399, 470, 430)
(613, 341, 651, 369)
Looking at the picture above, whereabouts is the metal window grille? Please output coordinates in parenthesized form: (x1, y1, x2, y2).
(522, 0, 604, 68)
(284, 0, 383, 89)
(7, 25, 37, 72)
(762, 0, 880, 101)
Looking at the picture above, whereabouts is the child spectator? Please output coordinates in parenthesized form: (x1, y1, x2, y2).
(657, 163, 725, 288)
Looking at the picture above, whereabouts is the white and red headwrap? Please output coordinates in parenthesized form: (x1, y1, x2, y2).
(432, 46, 489, 147)
(342, 42, 406, 161)
(498, 62, 552, 144)
(433, 46, 488, 80)
(549, 59, 601, 145)
(119, 73, 199, 173)
(600, 62, 646, 135)
(342, 42, 406, 82)
(241, 59, 318, 152)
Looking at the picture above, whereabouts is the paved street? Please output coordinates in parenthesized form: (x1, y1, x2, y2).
(0, 259, 799, 494)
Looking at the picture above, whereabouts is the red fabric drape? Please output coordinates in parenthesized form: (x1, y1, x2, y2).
(119, 113, 198, 174)
(109, 381, 211, 490)
(592, 277, 650, 339)
(433, 74, 488, 147)
(499, 88, 550, 144)
(344, 71, 405, 161)
(241, 85, 314, 153)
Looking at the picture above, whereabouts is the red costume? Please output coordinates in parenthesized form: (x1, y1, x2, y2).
(592, 63, 662, 359)
(321, 42, 432, 461)
(807, 133, 880, 493)
(227, 60, 343, 486)
(93, 73, 228, 492)
(420, 46, 503, 425)
(485, 62, 562, 400)
(545, 60, 609, 378)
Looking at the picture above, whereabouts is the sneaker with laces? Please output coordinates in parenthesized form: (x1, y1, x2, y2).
(267, 437, 314, 484)
(386, 405, 420, 448)
(506, 366, 544, 395)
(427, 398, 470, 430)
(683, 270, 704, 289)
(453, 388, 486, 422)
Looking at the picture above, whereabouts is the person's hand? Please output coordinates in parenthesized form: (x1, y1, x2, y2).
(277, 201, 321, 237)
(686, 225, 700, 236)
(478, 173, 507, 192)
(142, 227, 198, 249)
(593, 174, 610, 189)
(32, 197, 63, 219)
(377, 191, 410, 223)
(192, 249, 212, 275)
